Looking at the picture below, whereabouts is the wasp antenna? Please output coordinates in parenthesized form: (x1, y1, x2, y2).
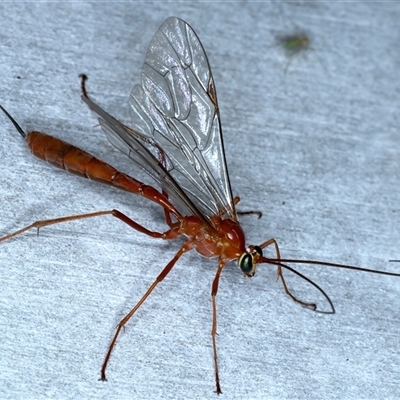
(0, 105, 27, 139)
(262, 258, 335, 314)
(275, 258, 400, 277)
(282, 262, 335, 314)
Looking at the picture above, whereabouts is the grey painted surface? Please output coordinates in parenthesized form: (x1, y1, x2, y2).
(1, 2, 399, 399)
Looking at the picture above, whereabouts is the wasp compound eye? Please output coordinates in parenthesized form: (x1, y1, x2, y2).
(238, 252, 255, 277)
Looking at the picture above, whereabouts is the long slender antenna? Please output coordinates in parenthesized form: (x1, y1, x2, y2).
(261, 257, 400, 314)
(280, 262, 335, 314)
(271, 258, 400, 277)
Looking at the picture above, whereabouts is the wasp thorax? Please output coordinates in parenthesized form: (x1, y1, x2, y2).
(238, 245, 263, 277)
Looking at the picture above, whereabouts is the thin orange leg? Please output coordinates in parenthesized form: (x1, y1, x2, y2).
(228, 197, 262, 219)
(260, 238, 316, 310)
(210, 258, 226, 395)
(0, 209, 181, 243)
(100, 242, 192, 380)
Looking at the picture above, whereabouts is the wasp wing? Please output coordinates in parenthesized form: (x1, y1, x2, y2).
(85, 17, 236, 223)
(127, 17, 236, 221)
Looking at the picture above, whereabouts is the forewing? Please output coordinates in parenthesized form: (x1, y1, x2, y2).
(127, 17, 236, 220)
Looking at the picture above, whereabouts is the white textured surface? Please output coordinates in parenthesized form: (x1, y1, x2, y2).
(1, 2, 400, 399)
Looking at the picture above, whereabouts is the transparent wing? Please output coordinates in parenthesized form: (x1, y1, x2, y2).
(126, 17, 236, 221)
(85, 17, 237, 223)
